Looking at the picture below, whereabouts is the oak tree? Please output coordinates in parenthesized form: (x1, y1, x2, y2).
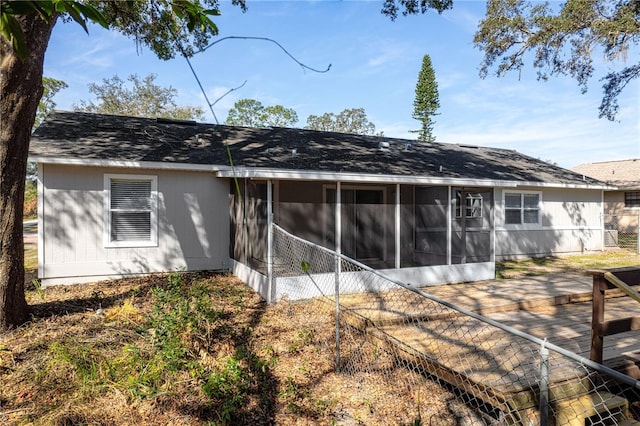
(305, 108, 382, 136)
(225, 98, 299, 127)
(74, 73, 204, 120)
(0, 0, 239, 330)
(35, 77, 68, 128)
(473, 0, 640, 120)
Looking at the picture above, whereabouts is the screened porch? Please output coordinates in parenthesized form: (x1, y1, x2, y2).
(230, 179, 495, 286)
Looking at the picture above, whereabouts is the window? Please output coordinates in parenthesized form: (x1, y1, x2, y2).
(625, 192, 640, 208)
(105, 174, 157, 247)
(504, 192, 540, 225)
(456, 192, 483, 218)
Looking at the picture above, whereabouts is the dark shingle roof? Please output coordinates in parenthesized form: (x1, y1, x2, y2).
(30, 111, 603, 186)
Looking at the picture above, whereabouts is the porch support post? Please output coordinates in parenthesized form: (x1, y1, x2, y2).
(334, 181, 341, 369)
(491, 188, 496, 263)
(447, 186, 452, 265)
(601, 190, 605, 251)
(335, 181, 341, 256)
(395, 184, 401, 269)
(267, 179, 274, 304)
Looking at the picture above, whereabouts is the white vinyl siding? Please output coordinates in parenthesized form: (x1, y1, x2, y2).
(504, 191, 541, 226)
(105, 174, 157, 247)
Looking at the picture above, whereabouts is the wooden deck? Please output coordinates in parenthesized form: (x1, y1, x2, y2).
(336, 273, 640, 424)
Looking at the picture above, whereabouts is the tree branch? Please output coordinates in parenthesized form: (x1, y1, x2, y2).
(198, 35, 331, 74)
(209, 79, 247, 109)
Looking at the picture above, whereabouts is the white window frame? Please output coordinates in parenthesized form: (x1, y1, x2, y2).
(104, 174, 158, 248)
(455, 191, 483, 219)
(503, 190, 542, 228)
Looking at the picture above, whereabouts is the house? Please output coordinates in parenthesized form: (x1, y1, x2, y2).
(572, 159, 640, 248)
(30, 111, 610, 299)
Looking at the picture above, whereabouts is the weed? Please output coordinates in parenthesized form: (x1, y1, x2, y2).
(46, 340, 102, 391)
(110, 345, 167, 398)
(32, 279, 45, 300)
(279, 376, 299, 398)
(288, 327, 316, 353)
(202, 355, 250, 423)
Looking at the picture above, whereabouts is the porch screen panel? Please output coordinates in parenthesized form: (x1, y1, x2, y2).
(229, 180, 246, 264)
(451, 187, 493, 264)
(228, 180, 269, 272)
(277, 202, 332, 249)
(412, 186, 448, 267)
(246, 181, 268, 272)
(324, 187, 395, 269)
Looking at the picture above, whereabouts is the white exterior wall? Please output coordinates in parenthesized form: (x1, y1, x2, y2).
(39, 164, 230, 285)
(495, 187, 603, 259)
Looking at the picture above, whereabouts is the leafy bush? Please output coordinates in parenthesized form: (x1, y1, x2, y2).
(23, 180, 37, 219)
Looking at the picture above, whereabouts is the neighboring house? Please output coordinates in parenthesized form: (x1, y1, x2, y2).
(572, 159, 640, 248)
(30, 111, 609, 299)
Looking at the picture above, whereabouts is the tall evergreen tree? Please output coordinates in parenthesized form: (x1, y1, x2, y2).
(412, 54, 440, 142)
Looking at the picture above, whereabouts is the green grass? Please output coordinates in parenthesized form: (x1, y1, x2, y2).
(496, 251, 640, 279)
(24, 243, 37, 271)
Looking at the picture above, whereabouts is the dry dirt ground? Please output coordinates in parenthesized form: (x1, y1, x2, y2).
(4, 249, 638, 425)
(0, 272, 489, 426)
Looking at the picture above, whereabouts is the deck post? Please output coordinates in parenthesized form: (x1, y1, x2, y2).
(539, 339, 549, 426)
(590, 270, 607, 363)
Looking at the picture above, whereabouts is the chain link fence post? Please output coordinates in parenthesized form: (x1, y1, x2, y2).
(334, 253, 341, 370)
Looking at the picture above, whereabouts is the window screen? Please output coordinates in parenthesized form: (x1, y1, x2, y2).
(106, 176, 156, 245)
(625, 192, 640, 208)
(505, 192, 540, 225)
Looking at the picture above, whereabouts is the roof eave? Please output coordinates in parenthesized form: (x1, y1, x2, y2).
(30, 156, 611, 190)
(216, 167, 612, 189)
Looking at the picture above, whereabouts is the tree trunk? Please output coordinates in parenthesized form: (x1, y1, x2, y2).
(0, 14, 57, 330)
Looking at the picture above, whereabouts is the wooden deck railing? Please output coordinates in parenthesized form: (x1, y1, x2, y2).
(590, 267, 640, 376)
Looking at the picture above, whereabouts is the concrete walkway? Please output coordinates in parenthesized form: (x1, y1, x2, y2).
(23, 220, 37, 244)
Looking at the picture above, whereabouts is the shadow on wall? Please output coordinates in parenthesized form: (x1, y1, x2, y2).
(496, 201, 599, 260)
(42, 167, 229, 283)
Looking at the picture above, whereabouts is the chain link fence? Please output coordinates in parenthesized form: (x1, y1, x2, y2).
(603, 214, 640, 252)
(271, 224, 640, 425)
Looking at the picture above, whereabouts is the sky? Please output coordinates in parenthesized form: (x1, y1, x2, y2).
(43, 0, 640, 169)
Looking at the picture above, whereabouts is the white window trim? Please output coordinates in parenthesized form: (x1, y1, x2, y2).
(502, 190, 542, 229)
(455, 191, 484, 219)
(104, 174, 158, 248)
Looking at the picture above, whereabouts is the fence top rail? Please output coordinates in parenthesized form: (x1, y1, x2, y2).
(273, 223, 640, 389)
(604, 272, 640, 304)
